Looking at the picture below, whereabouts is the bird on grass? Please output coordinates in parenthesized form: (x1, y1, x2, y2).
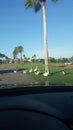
(62, 70, 66, 75)
(34, 66, 38, 72)
(35, 70, 40, 75)
(13, 69, 17, 73)
(43, 71, 49, 77)
(23, 70, 27, 74)
(29, 67, 32, 73)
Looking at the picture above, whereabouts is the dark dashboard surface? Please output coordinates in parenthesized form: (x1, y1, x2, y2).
(0, 86, 73, 130)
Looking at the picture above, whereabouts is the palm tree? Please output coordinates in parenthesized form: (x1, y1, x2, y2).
(18, 46, 24, 63)
(32, 54, 36, 61)
(13, 46, 19, 62)
(25, 0, 58, 73)
(13, 46, 24, 63)
(23, 54, 26, 59)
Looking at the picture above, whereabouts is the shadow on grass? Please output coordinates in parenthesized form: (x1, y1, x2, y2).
(0, 68, 25, 74)
(50, 69, 69, 76)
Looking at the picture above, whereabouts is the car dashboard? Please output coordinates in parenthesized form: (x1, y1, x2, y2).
(0, 86, 73, 130)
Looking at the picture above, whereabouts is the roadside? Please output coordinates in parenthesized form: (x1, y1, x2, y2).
(0, 64, 37, 87)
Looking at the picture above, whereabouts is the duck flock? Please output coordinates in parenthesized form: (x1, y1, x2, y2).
(13, 66, 50, 77)
(14, 66, 67, 77)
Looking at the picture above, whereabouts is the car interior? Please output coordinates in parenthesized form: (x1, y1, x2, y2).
(0, 0, 73, 129)
(0, 86, 73, 130)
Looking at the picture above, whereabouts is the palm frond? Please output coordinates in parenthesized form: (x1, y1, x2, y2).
(25, 0, 37, 8)
(25, 0, 32, 8)
(34, 2, 41, 12)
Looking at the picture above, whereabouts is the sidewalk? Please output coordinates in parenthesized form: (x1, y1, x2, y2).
(0, 64, 37, 86)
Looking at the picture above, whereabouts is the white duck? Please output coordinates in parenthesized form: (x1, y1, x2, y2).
(23, 70, 27, 74)
(34, 66, 38, 72)
(13, 70, 17, 73)
(62, 70, 66, 75)
(35, 70, 40, 75)
(29, 67, 32, 73)
(43, 71, 49, 77)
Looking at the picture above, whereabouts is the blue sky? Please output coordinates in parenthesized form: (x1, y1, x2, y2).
(0, 0, 73, 59)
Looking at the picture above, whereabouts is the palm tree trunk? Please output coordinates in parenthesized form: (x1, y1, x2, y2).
(41, 1, 49, 73)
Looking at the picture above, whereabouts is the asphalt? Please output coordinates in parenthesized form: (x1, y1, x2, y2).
(0, 64, 37, 87)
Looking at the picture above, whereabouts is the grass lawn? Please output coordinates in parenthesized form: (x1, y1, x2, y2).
(16, 62, 73, 86)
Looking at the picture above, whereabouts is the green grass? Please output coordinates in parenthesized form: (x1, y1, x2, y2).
(15, 62, 73, 85)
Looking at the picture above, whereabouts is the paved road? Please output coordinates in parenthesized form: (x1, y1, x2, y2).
(0, 64, 37, 87)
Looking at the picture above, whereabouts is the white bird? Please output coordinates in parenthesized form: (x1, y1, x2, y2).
(13, 70, 17, 73)
(23, 70, 27, 74)
(34, 66, 38, 72)
(35, 70, 40, 75)
(62, 70, 66, 75)
(29, 67, 32, 73)
(43, 71, 49, 77)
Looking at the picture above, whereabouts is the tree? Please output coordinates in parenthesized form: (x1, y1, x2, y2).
(61, 58, 69, 63)
(32, 54, 36, 58)
(0, 52, 9, 63)
(69, 56, 73, 62)
(13, 46, 19, 62)
(25, 0, 58, 72)
(18, 46, 24, 63)
(0, 53, 5, 58)
(49, 57, 56, 63)
(23, 54, 26, 59)
(13, 46, 24, 63)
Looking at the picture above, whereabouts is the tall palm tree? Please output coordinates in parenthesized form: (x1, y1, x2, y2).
(25, 0, 58, 73)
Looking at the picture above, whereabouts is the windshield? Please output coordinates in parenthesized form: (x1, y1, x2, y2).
(0, 0, 73, 88)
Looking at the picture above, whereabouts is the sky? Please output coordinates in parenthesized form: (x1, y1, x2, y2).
(0, 0, 73, 59)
